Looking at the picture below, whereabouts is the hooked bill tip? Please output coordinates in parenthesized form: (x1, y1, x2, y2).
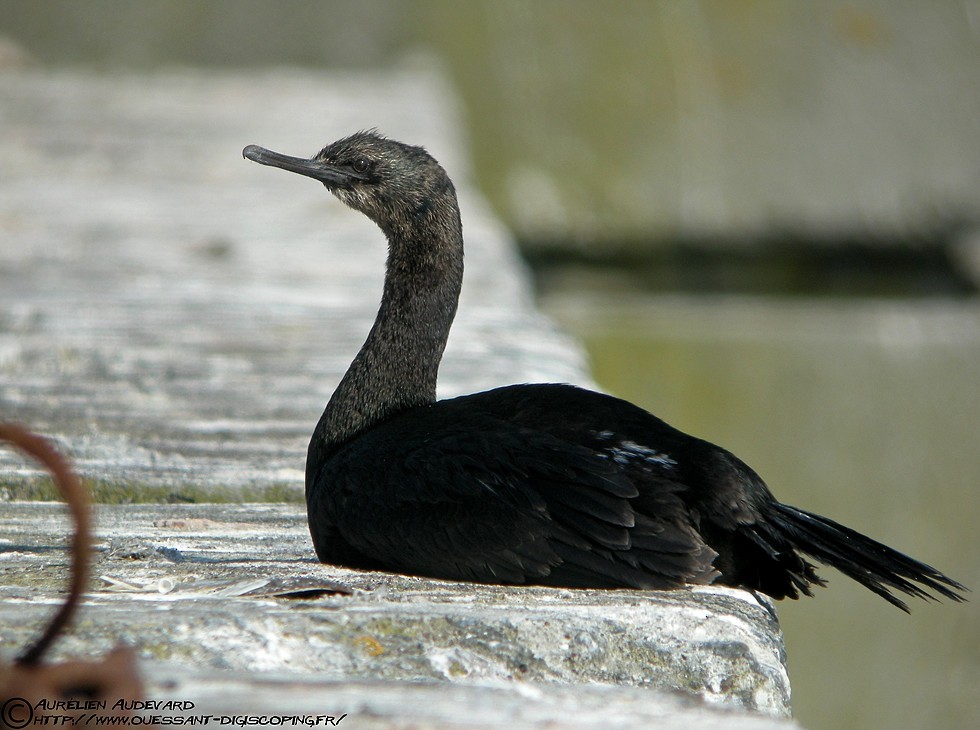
(243, 144, 267, 162)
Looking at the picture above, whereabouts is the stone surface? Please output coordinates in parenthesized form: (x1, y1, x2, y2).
(0, 67, 591, 497)
(0, 68, 793, 727)
(140, 669, 799, 729)
(0, 502, 793, 724)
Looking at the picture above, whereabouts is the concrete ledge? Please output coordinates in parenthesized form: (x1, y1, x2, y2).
(0, 68, 793, 726)
(0, 67, 590, 496)
(141, 671, 798, 730)
(0, 502, 792, 724)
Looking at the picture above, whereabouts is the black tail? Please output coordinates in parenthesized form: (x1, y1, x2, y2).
(759, 503, 968, 612)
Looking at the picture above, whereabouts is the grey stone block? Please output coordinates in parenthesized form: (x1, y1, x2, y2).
(0, 502, 793, 724)
(0, 68, 793, 726)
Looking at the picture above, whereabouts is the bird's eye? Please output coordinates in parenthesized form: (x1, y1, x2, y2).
(352, 158, 369, 174)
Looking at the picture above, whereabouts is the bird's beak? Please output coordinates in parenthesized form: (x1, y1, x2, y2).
(243, 145, 354, 187)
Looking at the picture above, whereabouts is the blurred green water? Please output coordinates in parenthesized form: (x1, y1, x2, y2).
(542, 289, 980, 729)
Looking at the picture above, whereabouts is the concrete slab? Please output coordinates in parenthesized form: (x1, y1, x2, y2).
(0, 67, 591, 497)
(0, 68, 793, 726)
(1, 502, 792, 724)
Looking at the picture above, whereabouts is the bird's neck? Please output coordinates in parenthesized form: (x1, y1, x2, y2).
(310, 208, 464, 463)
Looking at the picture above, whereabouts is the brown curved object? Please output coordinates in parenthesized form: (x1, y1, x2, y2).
(0, 423, 144, 711)
(0, 423, 91, 666)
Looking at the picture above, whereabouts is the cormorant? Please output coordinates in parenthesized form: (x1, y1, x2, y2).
(243, 131, 966, 611)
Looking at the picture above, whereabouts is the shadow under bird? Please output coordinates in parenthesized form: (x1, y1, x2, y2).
(243, 131, 966, 612)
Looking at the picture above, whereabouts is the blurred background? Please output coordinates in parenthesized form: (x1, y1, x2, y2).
(1, 1, 977, 728)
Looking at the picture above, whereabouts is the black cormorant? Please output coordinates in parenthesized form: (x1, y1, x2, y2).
(243, 131, 966, 611)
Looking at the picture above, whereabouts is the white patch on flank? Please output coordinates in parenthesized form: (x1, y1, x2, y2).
(603, 439, 677, 469)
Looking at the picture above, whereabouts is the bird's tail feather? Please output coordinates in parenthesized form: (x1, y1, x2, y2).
(767, 503, 967, 612)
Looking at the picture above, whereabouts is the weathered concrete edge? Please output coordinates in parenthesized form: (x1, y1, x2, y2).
(139, 664, 801, 729)
(0, 502, 793, 720)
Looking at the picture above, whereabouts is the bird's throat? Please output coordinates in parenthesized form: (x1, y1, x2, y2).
(311, 229, 464, 459)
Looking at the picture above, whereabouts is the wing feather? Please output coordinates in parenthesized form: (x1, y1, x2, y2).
(312, 411, 717, 588)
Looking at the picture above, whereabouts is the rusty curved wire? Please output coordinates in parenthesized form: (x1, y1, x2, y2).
(0, 422, 91, 666)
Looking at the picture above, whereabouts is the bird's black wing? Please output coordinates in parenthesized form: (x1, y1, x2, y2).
(311, 412, 718, 589)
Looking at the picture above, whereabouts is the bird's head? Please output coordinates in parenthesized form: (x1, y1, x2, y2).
(243, 130, 456, 233)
